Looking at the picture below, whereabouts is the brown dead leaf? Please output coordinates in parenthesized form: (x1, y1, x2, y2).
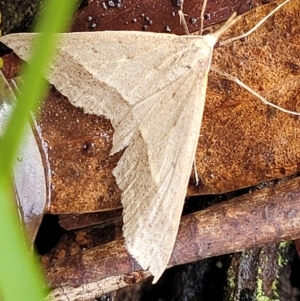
(1, 55, 122, 214)
(191, 0, 300, 195)
(39, 91, 122, 214)
(72, 0, 261, 35)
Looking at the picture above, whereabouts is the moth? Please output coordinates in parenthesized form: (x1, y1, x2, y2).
(0, 0, 292, 283)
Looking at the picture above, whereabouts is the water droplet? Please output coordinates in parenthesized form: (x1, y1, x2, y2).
(102, 2, 107, 9)
(142, 25, 148, 31)
(107, 0, 122, 8)
(141, 13, 145, 17)
(124, 21, 129, 25)
(165, 25, 171, 33)
(171, 11, 176, 17)
(89, 23, 97, 30)
(144, 16, 149, 21)
(287, 209, 297, 218)
(240, 36, 248, 42)
(87, 16, 93, 21)
(83, 141, 94, 150)
(92, 117, 99, 123)
(148, 20, 153, 25)
(82, 141, 95, 156)
(204, 12, 210, 20)
(42, 140, 48, 149)
(190, 17, 197, 24)
(68, 169, 80, 178)
(172, 0, 182, 7)
(132, 18, 137, 23)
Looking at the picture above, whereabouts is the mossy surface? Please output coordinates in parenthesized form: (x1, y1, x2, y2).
(0, 0, 41, 35)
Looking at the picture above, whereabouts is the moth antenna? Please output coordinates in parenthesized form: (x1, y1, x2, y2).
(211, 12, 241, 42)
(211, 67, 300, 116)
(178, 11, 190, 35)
(212, 0, 300, 116)
(199, 0, 208, 35)
(180, 0, 236, 37)
(220, 0, 291, 46)
(193, 160, 199, 186)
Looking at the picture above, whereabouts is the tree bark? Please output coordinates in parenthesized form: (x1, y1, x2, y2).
(46, 176, 300, 300)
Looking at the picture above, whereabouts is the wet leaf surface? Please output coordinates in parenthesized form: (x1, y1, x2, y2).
(0, 71, 47, 244)
(72, 0, 261, 34)
(191, 0, 300, 194)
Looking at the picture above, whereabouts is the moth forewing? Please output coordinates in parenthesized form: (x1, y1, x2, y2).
(113, 40, 212, 281)
(0, 30, 216, 281)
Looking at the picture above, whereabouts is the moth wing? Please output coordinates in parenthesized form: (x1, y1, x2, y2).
(113, 47, 211, 281)
(1, 32, 213, 281)
(0, 32, 212, 153)
(0, 32, 199, 129)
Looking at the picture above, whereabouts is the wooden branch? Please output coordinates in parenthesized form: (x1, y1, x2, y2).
(46, 271, 152, 301)
(46, 176, 300, 300)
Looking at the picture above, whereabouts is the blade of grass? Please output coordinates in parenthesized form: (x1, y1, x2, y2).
(0, 0, 78, 300)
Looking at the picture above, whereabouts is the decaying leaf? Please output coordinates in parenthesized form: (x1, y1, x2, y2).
(39, 91, 122, 214)
(191, 0, 300, 195)
(71, 0, 262, 34)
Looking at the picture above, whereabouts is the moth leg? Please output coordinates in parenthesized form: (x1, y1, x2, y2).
(211, 67, 300, 116)
(179, 0, 208, 35)
(219, 0, 291, 46)
(178, 0, 190, 35)
(193, 160, 200, 186)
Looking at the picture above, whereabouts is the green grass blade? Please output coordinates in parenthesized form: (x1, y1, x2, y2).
(0, 0, 78, 300)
